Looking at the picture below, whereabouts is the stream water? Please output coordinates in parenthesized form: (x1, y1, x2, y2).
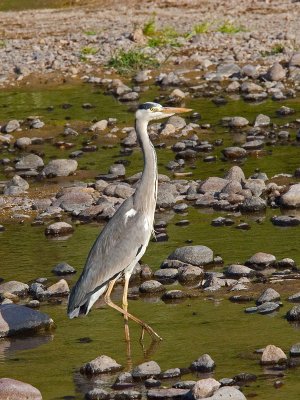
(0, 82, 300, 399)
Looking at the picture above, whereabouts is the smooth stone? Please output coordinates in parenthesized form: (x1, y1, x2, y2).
(246, 252, 276, 269)
(271, 215, 300, 226)
(229, 117, 249, 128)
(4, 175, 29, 195)
(45, 222, 74, 236)
(286, 305, 300, 321)
(114, 390, 142, 400)
(132, 361, 161, 379)
(139, 280, 165, 294)
(210, 386, 246, 400)
(0, 304, 54, 338)
(162, 290, 187, 301)
(167, 245, 213, 266)
(52, 262, 76, 275)
(288, 292, 300, 302)
(85, 388, 109, 400)
(145, 378, 161, 388)
(172, 381, 196, 389)
(190, 354, 215, 372)
(280, 183, 300, 208)
(192, 378, 220, 399)
(240, 197, 266, 212)
(46, 279, 70, 297)
(81, 355, 122, 375)
(178, 266, 204, 283)
(261, 345, 287, 365)
(256, 288, 280, 305)
(0, 378, 42, 400)
(15, 154, 44, 170)
(0, 281, 29, 297)
(154, 269, 178, 284)
(160, 368, 181, 379)
(226, 265, 255, 278)
(222, 147, 247, 159)
(146, 388, 189, 399)
(42, 159, 78, 177)
(1, 120, 20, 133)
(290, 343, 300, 357)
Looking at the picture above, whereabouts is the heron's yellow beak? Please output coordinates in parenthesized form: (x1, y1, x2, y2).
(161, 107, 193, 114)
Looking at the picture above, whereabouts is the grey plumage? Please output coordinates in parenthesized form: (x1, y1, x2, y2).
(67, 102, 191, 340)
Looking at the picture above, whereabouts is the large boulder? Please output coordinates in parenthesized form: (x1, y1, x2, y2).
(0, 378, 42, 400)
(42, 159, 78, 177)
(167, 246, 214, 266)
(0, 304, 54, 338)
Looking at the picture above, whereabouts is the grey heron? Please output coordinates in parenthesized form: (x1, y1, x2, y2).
(67, 102, 192, 341)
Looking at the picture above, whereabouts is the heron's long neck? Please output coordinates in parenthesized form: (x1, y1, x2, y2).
(134, 118, 158, 212)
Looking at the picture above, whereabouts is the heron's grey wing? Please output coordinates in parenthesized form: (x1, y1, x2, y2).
(68, 196, 149, 313)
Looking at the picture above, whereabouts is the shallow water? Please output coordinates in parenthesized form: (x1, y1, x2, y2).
(0, 82, 300, 399)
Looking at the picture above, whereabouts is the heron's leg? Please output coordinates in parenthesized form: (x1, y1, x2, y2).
(104, 280, 162, 341)
(122, 272, 130, 342)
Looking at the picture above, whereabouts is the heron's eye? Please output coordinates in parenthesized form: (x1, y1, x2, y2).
(150, 107, 159, 112)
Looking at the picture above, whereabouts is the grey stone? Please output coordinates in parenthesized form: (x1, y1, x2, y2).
(226, 265, 255, 278)
(15, 137, 32, 149)
(30, 118, 44, 129)
(199, 177, 228, 194)
(222, 147, 247, 160)
(241, 82, 264, 93)
(81, 355, 122, 375)
(154, 269, 178, 284)
(132, 361, 161, 379)
(109, 163, 126, 177)
(1, 120, 20, 133)
(113, 372, 134, 389)
(114, 390, 142, 400)
(145, 378, 161, 388)
(52, 262, 76, 275)
(240, 197, 266, 212)
(0, 281, 29, 297)
(216, 63, 240, 78)
(276, 106, 295, 116)
(168, 245, 213, 266)
(0, 304, 54, 338)
(172, 381, 196, 389)
(223, 166, 245, 183)
(178, 266, 203, 283)
(267, 62, 286, 81)
(147, 388, 189, 399)
(139, 280, 165, 294)
(167, 116, 186, 130)
(289, 52, 300, 68)
(286, 305, 300, 321)
(257, 302, 280, 314)
(190, 354, 215, 372)
(288, 292, 300, 302)
(46, 279, 70, 297)
(53, 190, 94, 213)
(90, 120, 108, 131)
(261, 344, 287, 365)
(192, 378, 220, 399)
(45, 222, 74, 236)
(210, 387, 247, 400)
(162, 290, 188, 300)
(85, 388, 110, 400)
(290, 343, 300, 357)
(246, 252, 276, 269)
(0, 378, 42, 400)
(229, 117, 249, 128)
(280, 183, 300, 208)
(271, 215, 300, 227)
(42, 159, 78, 177)
(242, 140, 264, 150)
(4, 175, 29, 195)
(256, 288, 280, 305)
(160, 368, 181, 379)
(254, 114, 271, 127)
(15, 154, 44, 170)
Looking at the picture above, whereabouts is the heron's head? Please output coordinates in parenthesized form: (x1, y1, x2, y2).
(135, 102, 192, 122)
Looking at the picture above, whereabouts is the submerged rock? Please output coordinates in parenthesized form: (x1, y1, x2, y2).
(132, 361, 161, 379)
(0, 304, 54, 338)
(190, 354, 215, 372)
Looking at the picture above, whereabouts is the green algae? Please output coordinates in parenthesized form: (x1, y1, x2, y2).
(0, 82, 300, 399)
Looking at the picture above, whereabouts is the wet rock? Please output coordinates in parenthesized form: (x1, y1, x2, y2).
(246, 252, 276, 269)
(240, 197, 266, 212)
(145, 378, 161, 388)
(0, 281, 29, 297)
(0, 303, 54, 338)
(167, 116, 186, 131)
(276, 106, 295, 116)
(114, 390, 142, 400)
(52, 262, 76, 275)
(1, 120, 20, 133)
(154, 269, 178, 284)
(15, 154, 44, 171)
(225, 265, 255, 278)
(242, 140, 264, 150)
(288, 292, 300, 303)
(4, 175, 29, 195)
(81, 355, 122, 375)
(157, 184, 177, 208)
(15, 137, 32, 149)
(132, 361, 161, 379)
(229, 117, 249, 128)
(261, 345, 287, 365)
(162, 290, 187, 301)
(26, 300, 40, 309)
(109, 163, 126, 177)
(190, 354, 215, 372)
(139, 280, 165, 294)
(45, 222, 74, 237)
(160, 368, 181, 379)
(85, 388, 110, 400)
(233, 373, 257, 384)
(146, 388, 189, 399)
(42, 159, 78, 177)
(192, 378, 220, 399)
(267, 62, 286, 81)
(280, 183, 300, 208)
(256, 288, 280, 305)
(30, 118, 44, 129)
(167, 245, 213, 266)
(286, 305, 300, 321)
(210, 387, 246, 400)
(0, 378, 42, 400)
(245, 302, 280, 314)
(241, 82, 264, 93)
(178, 266, 203, 283)
(219, 377, 235, 386)
(290, 343, 300, 357)
(271, 215, 300, 226)
(222, 147, 247, 160)
(113, 372, 134, 390)
(46, 279, 69, 297)
(172, 381, 196, 389)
